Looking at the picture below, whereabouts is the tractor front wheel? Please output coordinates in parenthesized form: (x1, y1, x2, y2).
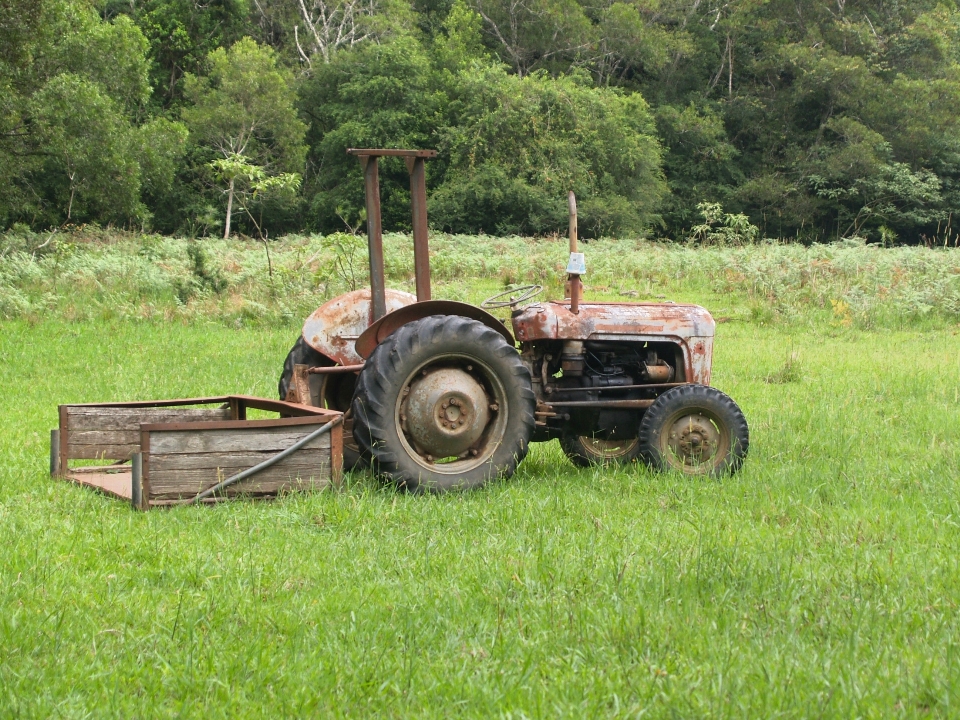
(637, 384, 748, 476)
(352, 315, 536, 492)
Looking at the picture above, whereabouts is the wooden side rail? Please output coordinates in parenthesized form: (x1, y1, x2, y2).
(57, 404, 232, 468)
(140, 415, 343, 507)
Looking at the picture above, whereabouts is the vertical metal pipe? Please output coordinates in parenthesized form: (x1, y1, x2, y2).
(50, 429, 60, 476)
(360, 156, 387, 321)
(568, 190, 578, 253)
(408, 157, 431, 301)
(131, 453, 143, 510)
(568, 191, 581, 314)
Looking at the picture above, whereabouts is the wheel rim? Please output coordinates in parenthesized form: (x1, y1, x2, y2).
(659, 407, 729, 474)
(395, 354, 508, 474)
(579, 437, 639, 462)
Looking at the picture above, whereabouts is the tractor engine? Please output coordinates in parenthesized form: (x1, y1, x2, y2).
(523, 339, 681, 442)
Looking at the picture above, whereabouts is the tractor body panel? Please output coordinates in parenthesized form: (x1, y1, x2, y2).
(511, 301, 716, 385)
(303, 288, 417, 366)
(355, 300, 514, 359)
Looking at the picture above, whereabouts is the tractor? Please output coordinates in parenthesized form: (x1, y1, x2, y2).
(279, 149, 748, 491)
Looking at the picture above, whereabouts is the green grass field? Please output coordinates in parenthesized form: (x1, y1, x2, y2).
(1, 235, 960, 717)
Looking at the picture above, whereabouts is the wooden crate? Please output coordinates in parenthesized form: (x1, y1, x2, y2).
(52, 396, 343, 509)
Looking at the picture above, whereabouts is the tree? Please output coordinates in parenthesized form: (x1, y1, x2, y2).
(471, 0, 593, 76)
(300, 35, 446, 231)
(182, 38, 307, 238)
(209, 153, 301, 273)
(105, 0, 252, 108)
(292, 0, 415, 65)
(0, 0, 184, 227)
(432, 65, 665, 236)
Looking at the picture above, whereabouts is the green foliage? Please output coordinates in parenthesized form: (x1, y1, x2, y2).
(304, 36, 663, 237)
(185, 242, 227, 300)
(183, 38, 307, 238)
(0, 0, 197, 228)
(183, 38, 306, 170)
(112, 0, 251, 108)
(432, 64, 664, 236)
(301, 36, 448, 231)
(688, 202, 759, 246)
(6, 0, 960, 244)
(2, 229, 959, 329)
(316, 231, 368, 290)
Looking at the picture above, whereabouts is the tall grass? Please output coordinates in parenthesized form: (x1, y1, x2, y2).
(0, 317, 958, 717)
(2, 229, 959, 329)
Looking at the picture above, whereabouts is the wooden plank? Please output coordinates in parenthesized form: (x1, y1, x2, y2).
(149, 478, 325, 501)
(63, 397, 229, 409)
(148, 462, 331, 499)
(149, 428, 332, 455)
(65, 407, 230, 431)
(140, 415, 334, 433)
(69, 430, 142, 445)
(149, 462, 331, 489)
(66, 444, 141, 460)
(149, 448, 331, 472)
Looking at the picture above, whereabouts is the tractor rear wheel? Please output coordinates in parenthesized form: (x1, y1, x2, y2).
(279, 336, 367, 470)
(352, 315, 536, 492)
(560, 434, 642, 467)
(637, 384, 748, 476)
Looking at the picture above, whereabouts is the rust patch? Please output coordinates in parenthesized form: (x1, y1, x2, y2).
(302, 288, 416, 365)
(512, 301, 715, 385)
(355, 300, 514, 359)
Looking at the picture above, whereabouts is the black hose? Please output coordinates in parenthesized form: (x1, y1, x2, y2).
(175, 415, 343, 506)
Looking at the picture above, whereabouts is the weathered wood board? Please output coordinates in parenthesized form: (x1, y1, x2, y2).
(61, 406, 231, 461)
(144, 422, 335, 500)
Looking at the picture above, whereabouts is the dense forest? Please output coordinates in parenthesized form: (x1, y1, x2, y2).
(2, 0, 959, 243)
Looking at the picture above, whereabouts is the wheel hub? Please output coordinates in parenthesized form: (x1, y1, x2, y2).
(402, 367, 491, 460)
(668, 413, 721, 465)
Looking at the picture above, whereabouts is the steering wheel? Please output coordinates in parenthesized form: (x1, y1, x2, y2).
(480, 284, 543, 309)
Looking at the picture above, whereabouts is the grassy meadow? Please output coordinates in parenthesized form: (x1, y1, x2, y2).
(1, 231, 959, 717)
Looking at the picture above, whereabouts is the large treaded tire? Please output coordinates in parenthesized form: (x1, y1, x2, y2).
(278, 336, 367, 470)
(352, 315, 536, 492)
(638, 384, 748, 476)
(560, 433, 643, 468)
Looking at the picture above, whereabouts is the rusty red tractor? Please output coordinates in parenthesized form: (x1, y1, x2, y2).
(279, 149, 748, 491)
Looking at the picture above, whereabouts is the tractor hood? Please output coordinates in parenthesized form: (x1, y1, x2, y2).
(511, 301, 716, 384)
(511, 301, 715, 342)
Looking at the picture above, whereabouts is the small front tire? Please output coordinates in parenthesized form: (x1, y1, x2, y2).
(638, 384, 748, 476)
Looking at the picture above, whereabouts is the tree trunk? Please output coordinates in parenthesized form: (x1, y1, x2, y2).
(224, 177, 235, 239)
